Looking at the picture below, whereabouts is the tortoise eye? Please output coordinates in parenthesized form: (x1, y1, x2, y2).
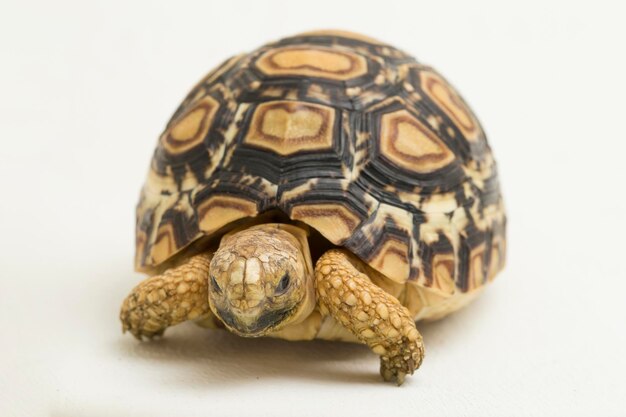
(210, 275, 222, 294)
(275, 273, 290, 295)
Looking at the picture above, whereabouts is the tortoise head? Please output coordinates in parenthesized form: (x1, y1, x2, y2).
(208, 224, 315, 337)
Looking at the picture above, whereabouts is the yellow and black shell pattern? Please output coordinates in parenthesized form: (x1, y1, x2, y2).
(136, 30, 506, 297)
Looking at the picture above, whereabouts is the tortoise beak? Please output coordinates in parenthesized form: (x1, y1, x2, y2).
(216, 306, 294, 337)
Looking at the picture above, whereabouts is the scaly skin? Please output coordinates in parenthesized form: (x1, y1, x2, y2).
(315, 249, 424, 385)
(120, 253, 213, 339)
(208, 224, 316, 336)
(120, 227, 423, 384)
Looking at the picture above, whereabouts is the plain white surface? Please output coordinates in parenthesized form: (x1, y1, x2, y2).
(1, 1, 625, 416)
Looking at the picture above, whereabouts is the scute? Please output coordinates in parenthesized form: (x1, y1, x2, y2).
(136, 30, 506, 296)
(254, 45, 369, 81)
(242, 100, 336, 156)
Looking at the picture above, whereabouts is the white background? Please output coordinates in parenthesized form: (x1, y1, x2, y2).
(1, 1, 625, 416)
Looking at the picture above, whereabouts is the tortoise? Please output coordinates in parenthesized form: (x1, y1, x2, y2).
(120, 30, 506, 385)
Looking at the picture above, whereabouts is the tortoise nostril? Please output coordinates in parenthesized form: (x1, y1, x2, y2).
(246, 299, 261, 308)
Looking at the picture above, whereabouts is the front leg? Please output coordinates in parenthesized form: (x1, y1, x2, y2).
(315, 250, 424, 385)
(120, 253, 213, 339)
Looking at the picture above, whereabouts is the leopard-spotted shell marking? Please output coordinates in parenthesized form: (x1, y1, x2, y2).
(136, 30, 506, 296)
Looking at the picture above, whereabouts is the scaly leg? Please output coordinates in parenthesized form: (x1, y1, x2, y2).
(120, 253, 213, 339)
(315, 249, 424, 385)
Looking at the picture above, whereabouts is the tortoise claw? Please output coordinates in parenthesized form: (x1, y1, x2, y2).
(381, 363, 394, 382)
(396, 371, 406, 386)
(380, 361, 409, 385)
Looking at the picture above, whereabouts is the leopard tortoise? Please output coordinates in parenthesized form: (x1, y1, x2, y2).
(120, 30, 506, 385)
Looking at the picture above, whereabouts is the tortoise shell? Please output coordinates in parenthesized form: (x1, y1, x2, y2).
(135, 30, 506, 297)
